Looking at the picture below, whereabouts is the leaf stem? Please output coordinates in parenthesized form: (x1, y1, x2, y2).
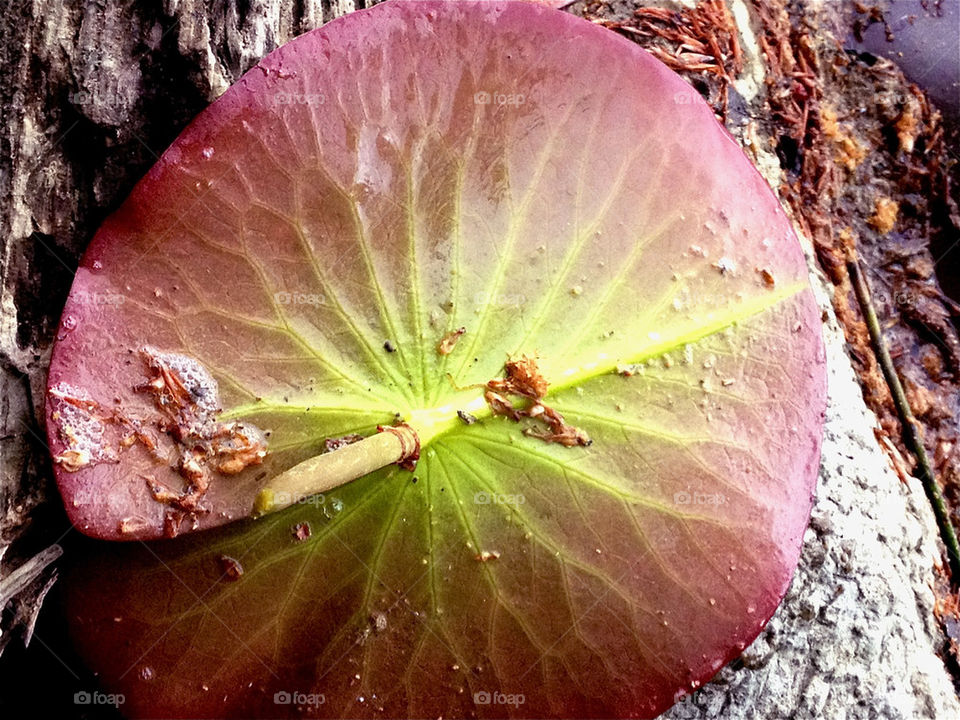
(847, 256, 960, 584)
(252, 424, 420, 517)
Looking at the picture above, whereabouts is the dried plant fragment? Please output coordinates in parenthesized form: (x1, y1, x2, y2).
(757, 267, 776, 287)
(894, 94, 921, 154)
(501, 355, 550, 399)
(437, 327, 466, 355)
(821, 106, 868, 171)
(522, 403, 593, 448)
(484, 354, 591, 447)
(868, 197, 899, 234)
(48, 383, 128, 471)
(118, 516, 151, 536)
(133, 347, 268, 536)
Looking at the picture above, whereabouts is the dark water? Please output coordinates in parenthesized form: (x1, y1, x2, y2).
(847, 0, 959, 119)
(846, 0, 960, 299)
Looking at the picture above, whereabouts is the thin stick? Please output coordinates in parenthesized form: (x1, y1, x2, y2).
(848, 257, 960, 583)
(252, 424, 419, 517)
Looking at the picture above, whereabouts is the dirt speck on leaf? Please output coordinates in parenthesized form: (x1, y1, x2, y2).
(370, 611, 387, 632)
(757, 267, 776, 287)
(118, 516, 151, 535)
(292, 522, 311, 542)
(217, 555, 244, 581)
(437, 326, 466, 356)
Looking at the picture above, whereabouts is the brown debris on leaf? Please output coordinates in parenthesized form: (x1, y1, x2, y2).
(484, 354, 591, 448)
(756, 267, 777, 287)
(522, 403, 593, 448)
(117, 516, 151, 536)
(292, 522, 312, 542)
(501, 355, 550, 399)
(49, 357, 265, 538)
(437, 326, 466, 356)
(135, 347, 268, 536)
(217, 555, 244, 581)
(48, 384, 126, 472)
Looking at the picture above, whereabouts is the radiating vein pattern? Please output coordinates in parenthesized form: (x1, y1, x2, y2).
(53, 2, 826, 719)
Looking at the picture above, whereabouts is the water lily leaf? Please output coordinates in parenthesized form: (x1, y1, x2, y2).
(53, 1, 826, 717)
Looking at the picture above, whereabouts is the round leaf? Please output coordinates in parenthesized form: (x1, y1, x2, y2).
(52, 1, 826, 717)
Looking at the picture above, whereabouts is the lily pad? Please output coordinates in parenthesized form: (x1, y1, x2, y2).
(52, 1, 826, 717)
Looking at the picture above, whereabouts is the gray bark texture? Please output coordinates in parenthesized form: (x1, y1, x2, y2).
(1, 0, 958, 717)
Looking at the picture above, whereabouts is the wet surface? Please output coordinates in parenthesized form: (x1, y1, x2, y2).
(847, 0, 959, 119)
(845, 0, 960, 300)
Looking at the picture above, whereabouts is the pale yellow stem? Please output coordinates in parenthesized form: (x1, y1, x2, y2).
(252, 424, 418, 517)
